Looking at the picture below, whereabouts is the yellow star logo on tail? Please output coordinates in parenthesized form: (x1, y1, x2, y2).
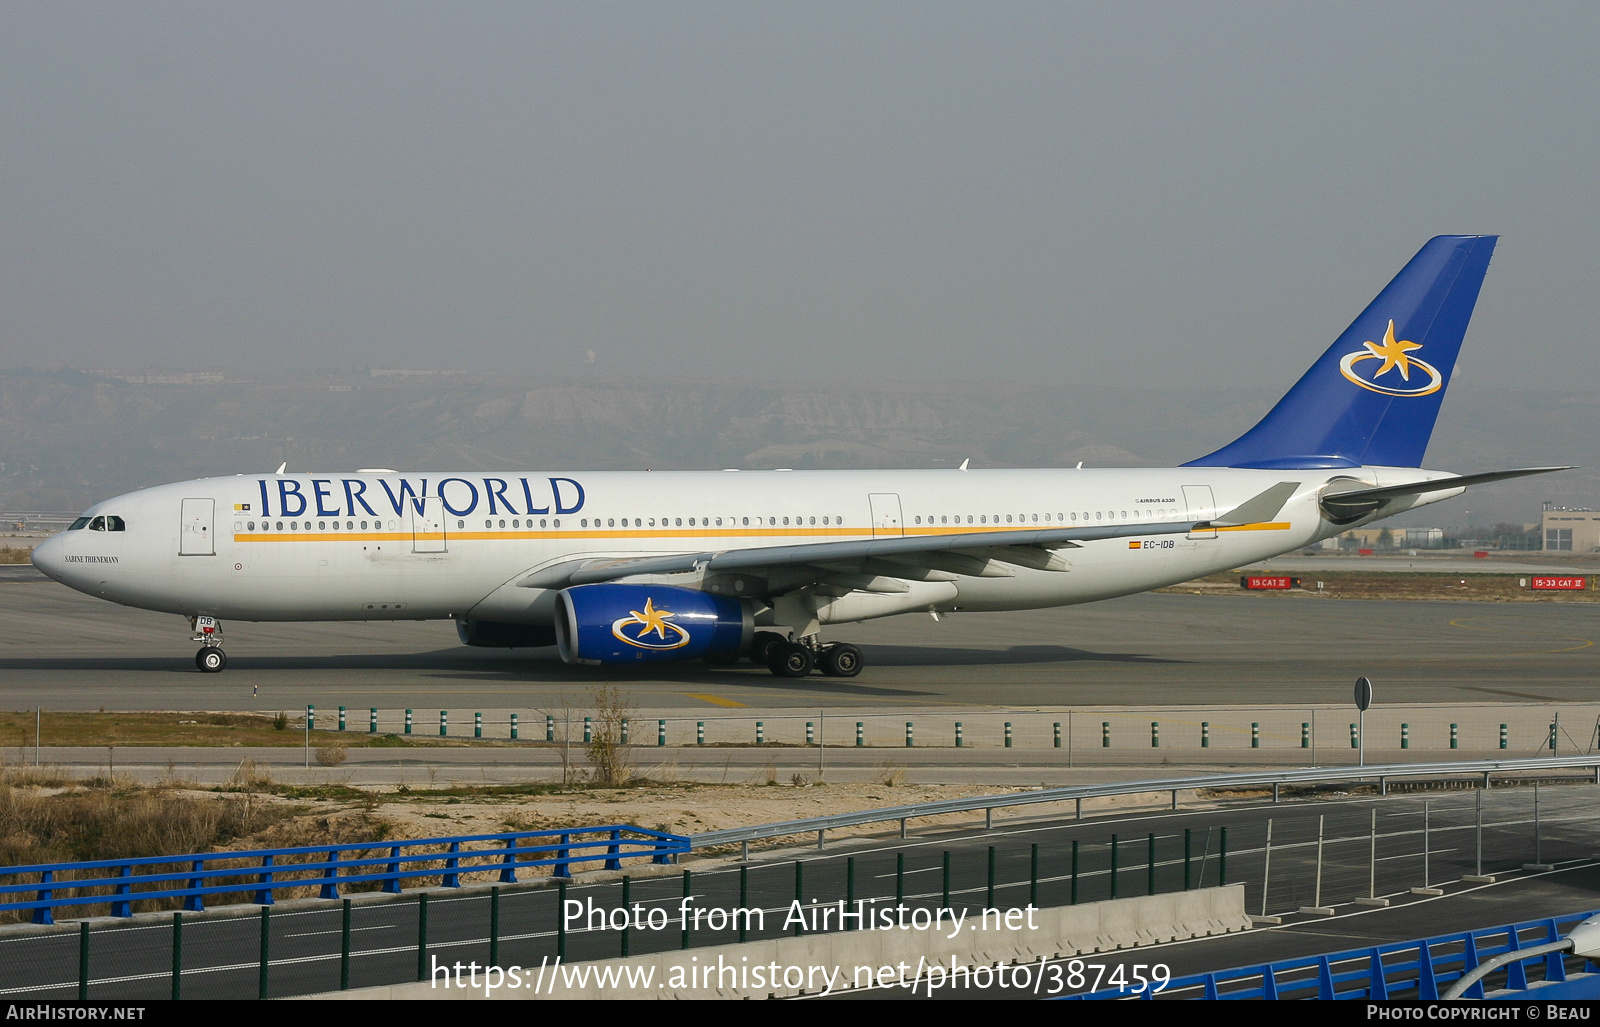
(1362, 320, 1423, 380)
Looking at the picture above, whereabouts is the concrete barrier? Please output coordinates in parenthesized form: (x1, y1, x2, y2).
(305, 884, 1248, 1000)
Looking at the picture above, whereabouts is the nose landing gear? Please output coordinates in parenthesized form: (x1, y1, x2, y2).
(190, 615, 227, 673)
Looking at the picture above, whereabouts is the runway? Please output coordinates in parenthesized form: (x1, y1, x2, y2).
(0, 570, 1596, 715)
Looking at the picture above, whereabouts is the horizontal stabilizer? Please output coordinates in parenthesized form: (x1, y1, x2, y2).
(1320, 466, 1571, 521)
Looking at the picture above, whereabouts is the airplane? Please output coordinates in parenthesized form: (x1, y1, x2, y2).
(30, 235, 1567, 677)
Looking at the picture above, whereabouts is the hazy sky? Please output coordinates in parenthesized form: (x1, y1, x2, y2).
(3, 3, 1597, 391)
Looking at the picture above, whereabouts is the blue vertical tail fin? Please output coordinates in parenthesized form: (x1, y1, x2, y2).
(1185, 235, 1497, 470)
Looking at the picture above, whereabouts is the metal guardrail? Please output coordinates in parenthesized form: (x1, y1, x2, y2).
(0, 825, 688, 925)
(688, 756, 1600, 851)
(1065, 908, 1600, 999)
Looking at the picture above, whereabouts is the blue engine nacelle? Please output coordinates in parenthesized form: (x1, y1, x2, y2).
(554, 584, 754, 665)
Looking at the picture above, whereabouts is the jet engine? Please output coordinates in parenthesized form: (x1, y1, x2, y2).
(456, 619, 558, 648)
(554, 584, 754, 665)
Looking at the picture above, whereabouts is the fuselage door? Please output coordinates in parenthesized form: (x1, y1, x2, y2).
(1183, 485, 1218, 540)
(179, 498, 215, 556)
(869, 493, 904, 538)
(410, 497, 448, 553)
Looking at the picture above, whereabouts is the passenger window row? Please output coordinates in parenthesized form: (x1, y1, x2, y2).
(912, 509, 1156, 525)
(572, 516, 842, 529)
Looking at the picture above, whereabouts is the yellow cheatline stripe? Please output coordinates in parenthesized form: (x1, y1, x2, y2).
(679, 693, 748, 708)
(231, 521, 1293, 544)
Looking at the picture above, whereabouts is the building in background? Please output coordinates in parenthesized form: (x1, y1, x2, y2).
(1542, 503, 1600, 552)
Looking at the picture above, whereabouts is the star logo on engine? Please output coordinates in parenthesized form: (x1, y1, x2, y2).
(611, 597, 692, 650)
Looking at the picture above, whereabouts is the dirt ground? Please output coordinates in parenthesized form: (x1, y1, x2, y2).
(231, 777, 1043, 854)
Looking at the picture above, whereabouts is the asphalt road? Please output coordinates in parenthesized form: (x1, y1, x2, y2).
(1, 571, 1596, 712)
(3, 785, 1595, 1000)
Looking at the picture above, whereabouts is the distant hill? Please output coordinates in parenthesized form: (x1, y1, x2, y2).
(0, 369, 1591, 526)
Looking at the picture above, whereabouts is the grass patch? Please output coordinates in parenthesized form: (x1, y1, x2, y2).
(0, 712, 542, 749)
(0, 761, 701, 921)
(1160, 570, 1600, 602)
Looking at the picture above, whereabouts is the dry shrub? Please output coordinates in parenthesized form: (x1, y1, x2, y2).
(315, 743, 348, 768)
(0, 782, 305, 921)
(157, 762, 200, 790)
(0, 788, 286, 867)
(0, 762, 75, 790)
(228, 759, 274, 790)
(584, 686, 634, 786)
(876, 763, 907, 787)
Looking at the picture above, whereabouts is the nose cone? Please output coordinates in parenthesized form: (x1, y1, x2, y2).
(30, 534, 65, 583)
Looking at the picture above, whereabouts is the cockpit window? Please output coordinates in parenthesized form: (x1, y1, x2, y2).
(69, 517, 90, 530)
(105, 516, 126, 531)
(88, 516, 106, 531)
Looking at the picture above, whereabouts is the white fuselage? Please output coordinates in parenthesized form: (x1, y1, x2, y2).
(32, 465, 1454, 633)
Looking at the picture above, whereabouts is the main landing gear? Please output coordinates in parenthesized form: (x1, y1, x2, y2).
(190, 615, 227, 673)
(748, 631, 863, 678)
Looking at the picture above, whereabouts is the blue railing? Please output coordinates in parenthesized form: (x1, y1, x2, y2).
(1066, 908, 1600, 1000)
(0, 824, 688, 925)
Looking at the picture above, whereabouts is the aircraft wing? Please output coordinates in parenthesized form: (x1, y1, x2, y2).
(517, 481, 1301, 591)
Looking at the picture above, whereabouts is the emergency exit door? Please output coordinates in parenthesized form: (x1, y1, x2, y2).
(410, 497, 448, 553)
(1182, 485, 1218, 540)
(869, 493, 904, 538)
(180, 498, 215, 555)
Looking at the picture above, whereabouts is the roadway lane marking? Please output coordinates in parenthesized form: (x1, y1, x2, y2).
(679, 693, 748, 708)
(285, 925, 393, 938)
